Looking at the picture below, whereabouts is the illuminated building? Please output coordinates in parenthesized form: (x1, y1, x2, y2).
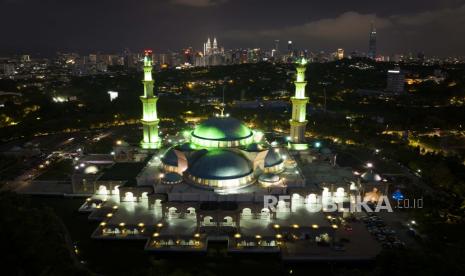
(287, 40, 293, 55)
(386, 68, 405, 94)
(368, 22, 377, 59)
(289, 57, 309, 147)
(337, 48, 344, 60)
(204, 37, 211, 56)
(199, 37, 224, 66)
(213, 37, 218, 52)
(140, 50, 161, 149)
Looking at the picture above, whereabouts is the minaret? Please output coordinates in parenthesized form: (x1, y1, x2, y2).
(140, 49, 161, 149)
(289, 57, 309, 144)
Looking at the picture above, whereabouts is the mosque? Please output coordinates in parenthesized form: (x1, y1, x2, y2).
(72, 50, 387, 257)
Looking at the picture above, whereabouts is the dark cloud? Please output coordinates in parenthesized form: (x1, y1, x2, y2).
(0, 0, 464, 56)
(224, 4, 465, 55)
(170, 0, 228, 7)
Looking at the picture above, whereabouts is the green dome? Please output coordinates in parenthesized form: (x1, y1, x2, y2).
(192, 116, 253, 141)
(265, 149, 283, 167)
(162, 172, 182, 184)
(187, 149, 253, 180)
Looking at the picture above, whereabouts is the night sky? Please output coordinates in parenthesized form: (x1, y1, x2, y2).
(1, 0, 465, 56)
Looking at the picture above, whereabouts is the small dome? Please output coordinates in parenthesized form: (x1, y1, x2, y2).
(161, 148, 178, 166)
(361, 170, 382, 182)
(187, 149, 253, 180)
(161, 172, 182, 184)
(265, 149, 283, 167)
(244, 143, 265, 152)
(192, 116, 252, 142)
(259, 173, 280, 183)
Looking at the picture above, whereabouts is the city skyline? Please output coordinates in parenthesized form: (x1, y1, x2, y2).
(1, 0, 465, 56)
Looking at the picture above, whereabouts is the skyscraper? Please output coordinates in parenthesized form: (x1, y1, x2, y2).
(204, 38, 211, 56)
(287, 40, 293, 55)
(274, 40, 280, 52)
(140, 50, 161, 149)
(386, 68, 405, 94)
(337, 48, 344, 60)
(368, 22, 377, 59)
(290, 57, 309, 145)
(213, 37, 218, 52)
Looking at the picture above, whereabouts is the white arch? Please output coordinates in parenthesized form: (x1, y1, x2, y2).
(98, 185, 108, 195)
(223, 216, 235, 226)
(141, 192, 148, 199)
(203, 215, 215, 226)
(241, 208, 252, 218)
(168, 207, 179, 218)
(112, 185, 120, 195)
(260, 208, 271, 220)
(124, 192, 134, 202)
(187, 207, 196, 216)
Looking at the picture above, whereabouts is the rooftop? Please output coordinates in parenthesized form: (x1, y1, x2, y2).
(98, 162, 146, 182)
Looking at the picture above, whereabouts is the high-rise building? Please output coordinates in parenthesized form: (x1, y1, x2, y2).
(1, 63, 15, 76)
(213, 37, 218, 52)
(274, 40, 279, 52)
(337, 48, 344, 60)
(287, 41, 293, 55)
(21, 55, 30, 63)
(386, 68, 405, 94)
(140, 50, 161, 149)
(289, 58, 309, 145)
(368, 22, 377, 59)
(204, 38, 211, 56)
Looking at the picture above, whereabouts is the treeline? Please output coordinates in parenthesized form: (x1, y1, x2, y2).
(0, 191, 92, 276)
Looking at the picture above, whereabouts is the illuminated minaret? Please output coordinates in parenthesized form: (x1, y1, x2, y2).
(140, 49, 161, 149)
(289, 57, 309, 144)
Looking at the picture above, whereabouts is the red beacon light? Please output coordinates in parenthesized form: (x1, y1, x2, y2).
(144, 49, 153, 55)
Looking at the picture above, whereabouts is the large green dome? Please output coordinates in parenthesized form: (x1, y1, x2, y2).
(191, 116, 254, 148)
(187, 149, 253, 180)
(192, 117, 252, 141)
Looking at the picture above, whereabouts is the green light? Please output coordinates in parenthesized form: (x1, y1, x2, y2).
(140, 51, 160, 149)
(291, 143, 309, 150)
(182, 130, 191, 139)
(314, 141, 321, 148)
